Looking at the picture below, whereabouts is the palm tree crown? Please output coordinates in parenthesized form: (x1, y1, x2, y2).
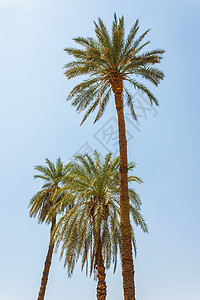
(53, 152, 147, 277)
(64, 13, 165, 124)
(29, 158, 71, 223)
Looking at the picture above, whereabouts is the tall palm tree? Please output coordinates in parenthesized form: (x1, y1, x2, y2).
(63, 14, 164, 299)
(29, 158, 71, 300)
(52, 152, 148, 300)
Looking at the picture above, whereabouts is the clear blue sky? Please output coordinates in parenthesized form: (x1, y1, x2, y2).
(0, 0, 200, 299)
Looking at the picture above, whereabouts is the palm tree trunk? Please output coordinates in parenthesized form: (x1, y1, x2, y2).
(112, 79, 136, 300)
(37, 217, 56, 300)
(96, 249, 107, 300)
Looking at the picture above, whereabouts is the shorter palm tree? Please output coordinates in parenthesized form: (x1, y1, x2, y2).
(52, 152, 148, 300)
(29, 158, 71, 300)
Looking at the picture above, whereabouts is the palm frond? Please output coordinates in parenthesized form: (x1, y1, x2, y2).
(127, 78, 159, 105)
(124, 87, 137, 120)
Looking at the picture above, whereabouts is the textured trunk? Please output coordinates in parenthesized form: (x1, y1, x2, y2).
(37, 217, 56, 300)
(112, 78, 136, 300)
(96, 249, 107, 300)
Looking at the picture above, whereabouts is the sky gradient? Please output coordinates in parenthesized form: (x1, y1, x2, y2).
(0, 0, 200, 299)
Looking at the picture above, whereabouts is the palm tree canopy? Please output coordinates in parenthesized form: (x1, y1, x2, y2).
(64, 13, 165, 124)
(52, 152, 148, 277)
(29, 158, 72, 224)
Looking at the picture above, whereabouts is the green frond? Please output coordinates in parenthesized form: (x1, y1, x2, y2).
(111, 16, 125, 67)
(45, 158, 56, 175)
(78, 83, 109, 125)
(112, 13, 118, 31)
(94, 88, 111, 123)
(64, 47, 87, 59)
(96, 18, 112, 52)
(123, 19, 139, 55)
(34, 165, 52, 179)
(65, 65, 95, 79)
(130, 206, 148, 233)
(131, 228, 137, 257)
(127, 78, 159, 105)
(142, 48, 165, 57)
(67, 78, 100, 100)
(74, 86, 99, 112)
(135, 40, 150, 53)
(73, 37, 95, 48)
(124, 87, 137, 120)
(131, 66, 165, 86)
(80, 98, 100, 125)
(33, 175, 49, 181)
(129, 188, 142, 209)
(132, 28, 151, 50)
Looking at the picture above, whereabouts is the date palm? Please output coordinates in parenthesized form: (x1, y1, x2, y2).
(63, 14, 164, 299)
(29, 158, 71, 300)
(52, 152, 148, 300)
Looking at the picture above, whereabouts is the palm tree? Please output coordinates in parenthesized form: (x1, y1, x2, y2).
(52, 152, 148, 300)
(29, 158, 71, 300)
(63, 14, 164, 299)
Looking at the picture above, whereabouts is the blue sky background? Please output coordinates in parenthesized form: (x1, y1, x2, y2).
(0, 0, 200, 299)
